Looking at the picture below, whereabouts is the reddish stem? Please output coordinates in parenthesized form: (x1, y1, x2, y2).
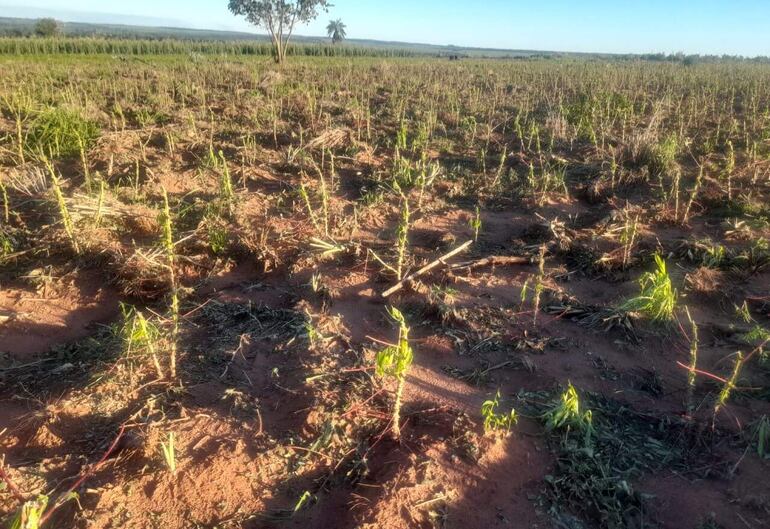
(0, 461, 26, 503)
(40, 424, 126, 525)
(676, 361, 728, 384)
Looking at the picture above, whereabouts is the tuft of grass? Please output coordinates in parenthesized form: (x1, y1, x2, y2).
(26, 107, 99, 159)
(623, 254, 677, 323)
(647, 133, 679, 176)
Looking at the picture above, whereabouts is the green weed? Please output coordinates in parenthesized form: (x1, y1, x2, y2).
(623, 255, 677, 323)
(481, 390, 518, 434)
(26, 107, 99, 158)
(544, 383, 594, 445)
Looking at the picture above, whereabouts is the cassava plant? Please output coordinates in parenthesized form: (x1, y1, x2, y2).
(395, 195, 410, 280)
(376, 307, 414, 440)
(714, 352, 744, 419)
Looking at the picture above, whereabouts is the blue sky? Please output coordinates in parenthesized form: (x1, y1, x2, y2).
(3, 0, 769, 56)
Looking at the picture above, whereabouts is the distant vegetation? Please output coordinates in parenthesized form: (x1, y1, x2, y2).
(0, 16, 768, 63)
(33, 18, 60, 37)
(0, 36, 421, 57)
(227, 0, 331, 64)
(327, 19, 347, 44)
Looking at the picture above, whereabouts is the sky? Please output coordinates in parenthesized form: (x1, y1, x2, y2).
(2, 0, 769, 56)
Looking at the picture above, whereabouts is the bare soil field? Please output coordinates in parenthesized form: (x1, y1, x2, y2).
(1, 55, 769, 529)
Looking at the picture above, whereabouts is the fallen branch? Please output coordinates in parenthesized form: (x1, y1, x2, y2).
(450, 255, 530, 271)
(382, 240, 473, 298)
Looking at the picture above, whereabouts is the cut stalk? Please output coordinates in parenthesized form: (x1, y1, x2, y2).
(160, 187, 178, 380)
(45, 160, 80, 255)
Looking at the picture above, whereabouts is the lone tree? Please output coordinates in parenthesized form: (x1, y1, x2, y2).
(326, 19, 346, 44)
(34, 18, 61, 37)
(228, 0, 330, 64)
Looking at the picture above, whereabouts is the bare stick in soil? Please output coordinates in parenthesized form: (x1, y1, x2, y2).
(382, 240, 473, 298)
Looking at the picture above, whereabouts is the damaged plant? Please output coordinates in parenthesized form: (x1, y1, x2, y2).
(376, 307, 414, 440)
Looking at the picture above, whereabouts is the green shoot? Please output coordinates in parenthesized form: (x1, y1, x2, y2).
(299, 182, 322, 236)
(160, 432, 177, 473)
(725, 140, 735, 200)
(294, 491, 313, 514)
(469, 206, 482, 242)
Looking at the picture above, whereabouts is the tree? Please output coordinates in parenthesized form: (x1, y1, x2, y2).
(34, 18, 61, 37)
(228, 0, 330, 64)
(326, 19, 346, 44)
